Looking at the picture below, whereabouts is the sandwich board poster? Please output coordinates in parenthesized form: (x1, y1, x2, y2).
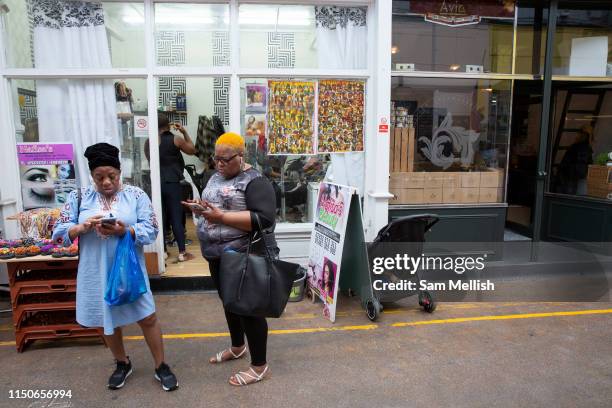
(307, 182, 354, 322)
(17, 143, 76, 210)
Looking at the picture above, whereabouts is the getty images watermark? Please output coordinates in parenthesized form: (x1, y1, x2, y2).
(371, 253, 494, 292)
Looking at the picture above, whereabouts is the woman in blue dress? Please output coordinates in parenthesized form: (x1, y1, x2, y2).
(53, 143, 178, 392)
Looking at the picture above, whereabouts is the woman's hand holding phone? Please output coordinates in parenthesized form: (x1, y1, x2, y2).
(81, 215, 103, 234)
(182, 199, 208, 215)
(97, 219, 127, 237)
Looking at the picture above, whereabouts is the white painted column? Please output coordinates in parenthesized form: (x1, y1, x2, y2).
(0, 8, 22, 240)
(363, 0, 392, 241)
(143, 0, 165, 272)
(229, 0, 241, 134)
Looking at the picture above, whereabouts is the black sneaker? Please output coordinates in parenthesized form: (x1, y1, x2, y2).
(155, 362, 178, 392)
(108, 358, 133, 390)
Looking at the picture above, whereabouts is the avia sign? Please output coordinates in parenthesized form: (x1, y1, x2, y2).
(411, 0, 515, 27)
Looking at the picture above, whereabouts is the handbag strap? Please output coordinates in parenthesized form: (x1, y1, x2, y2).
(249, 213, 274, 262)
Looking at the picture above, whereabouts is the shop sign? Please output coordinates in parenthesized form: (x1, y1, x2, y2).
(17, 143, 76, 210)
(307, 182, 355, 322)
(411, 0, 515, 27)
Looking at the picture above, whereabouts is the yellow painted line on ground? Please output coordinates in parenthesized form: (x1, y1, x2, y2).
(392, 309, 612, 327)
(122, 325, 378, 341)
(2, 309, 609, 347)
(269, 325, 378, 335)
(125, 332, 230, 341)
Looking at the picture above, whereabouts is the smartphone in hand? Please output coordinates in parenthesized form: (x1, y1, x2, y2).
(100, 214, 117, 226)
(182, 201, 207, 212)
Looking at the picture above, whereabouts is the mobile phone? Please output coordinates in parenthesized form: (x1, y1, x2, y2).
(187, 203, 206, 212)
(100, 217, 117, 226)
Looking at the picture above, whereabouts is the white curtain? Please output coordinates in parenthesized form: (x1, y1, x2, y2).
(32, 0, 119, 187)
(316, 7, 367, 194)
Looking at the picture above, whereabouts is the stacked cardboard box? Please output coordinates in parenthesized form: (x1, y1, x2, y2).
(389, 169, 504, 205)
(389, 128, 415, 173)
(586, 165, 612, 199)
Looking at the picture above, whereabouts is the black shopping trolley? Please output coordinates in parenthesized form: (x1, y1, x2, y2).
(364, 214, 439, 321)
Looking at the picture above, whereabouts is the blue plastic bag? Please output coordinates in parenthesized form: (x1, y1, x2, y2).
(104, 232, 147, 306)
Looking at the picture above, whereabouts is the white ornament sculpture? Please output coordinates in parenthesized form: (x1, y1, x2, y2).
(418, 113, 480, 170)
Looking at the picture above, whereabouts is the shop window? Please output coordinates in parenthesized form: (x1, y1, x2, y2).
(240, 78, 366, 222)
(239, 4, 367, 69)
(11, 78, 149, 210)
(515, 1, 548, 76)
(390, 77, 511, 205)
(154, 3, 229, 67)
(155, 75, 228, 191)
(3, 1, 145, 69)
(391, 1, 515, 74)
(549, 82, 612, 200)
(554, 1, 612, 77)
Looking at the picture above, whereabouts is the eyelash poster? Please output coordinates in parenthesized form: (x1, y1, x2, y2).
(317, 80, 365, 153)
(17, 143, 76, 210)
(267, 80, 317, 155)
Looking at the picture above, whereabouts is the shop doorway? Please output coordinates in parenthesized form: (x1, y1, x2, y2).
(505, 80, 544, 240)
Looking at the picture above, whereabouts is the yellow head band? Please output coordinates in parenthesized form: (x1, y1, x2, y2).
(216, 132, 245, 150)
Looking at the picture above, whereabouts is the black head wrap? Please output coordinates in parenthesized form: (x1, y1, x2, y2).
(84, 143, 121, 171)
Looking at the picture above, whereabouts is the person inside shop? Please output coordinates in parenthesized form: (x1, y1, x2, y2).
(145, 113, 196, 262)
(184, 132, 277, 386)
(52, 143, 179, 392)
(558, 125, 594, 195)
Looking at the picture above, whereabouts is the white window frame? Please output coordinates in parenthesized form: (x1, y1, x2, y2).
(0, 0, 391, 271)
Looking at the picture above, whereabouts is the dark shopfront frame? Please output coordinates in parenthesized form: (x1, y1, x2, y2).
(389, 0, 612, 259)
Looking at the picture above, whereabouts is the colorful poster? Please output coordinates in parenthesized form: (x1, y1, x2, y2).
(267, 80, 316, 155)
(317, 80, 365, 153)
(246, 84, 267, 114)
(245, 114, 266, 138)
(17, 143, 76, 210)
(307, 182, 355, 322)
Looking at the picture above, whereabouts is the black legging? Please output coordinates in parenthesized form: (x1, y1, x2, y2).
(161, 182, 186, 253)
(208, 259, 268, 366)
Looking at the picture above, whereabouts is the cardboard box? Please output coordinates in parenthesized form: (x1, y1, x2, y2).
(423, 188, 443, 204)
(424, 173, 445, 188)
(587, 165, 612, 199)
(390, 172, 425, 189)
(403, 189, 425, 204)
(460, 172, 481, 188)
(442, 172, 461, 188)
(479, 188, 503, 203)
(389, 188, 425, 204)
(480, 168, 505, 188)
(587, 165, 612, 184)
(443, 187, 459, 204)
(459, 188, 480, 203)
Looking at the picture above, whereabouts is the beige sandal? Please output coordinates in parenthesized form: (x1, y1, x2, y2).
(209, 346, 247, 364)
(229, 366, 269, 386)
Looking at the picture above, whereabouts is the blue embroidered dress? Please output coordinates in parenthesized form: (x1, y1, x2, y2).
(52, 185, 158, 335)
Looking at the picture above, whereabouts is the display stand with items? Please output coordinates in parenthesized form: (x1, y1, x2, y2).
(2, 210, 102, 352)
(2, 256, 105, 352)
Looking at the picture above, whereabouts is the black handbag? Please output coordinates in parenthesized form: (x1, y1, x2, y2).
(219, 214, 299, 318)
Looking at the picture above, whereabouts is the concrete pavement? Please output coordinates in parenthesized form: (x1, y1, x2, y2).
(0, 293, 611, 408)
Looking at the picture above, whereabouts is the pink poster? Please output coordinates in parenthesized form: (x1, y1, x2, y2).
(17, 143, 76, 210)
